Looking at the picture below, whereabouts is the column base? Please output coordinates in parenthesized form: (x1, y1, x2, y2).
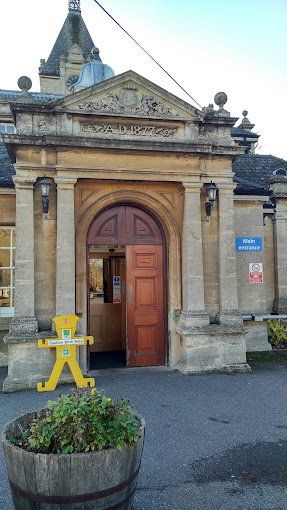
(7, 316, 38, 337)
(176, 324, 250, 375)
(181, 311, 210, 328)
(216, 310, 243, 327)
(273, 298, 287, 314)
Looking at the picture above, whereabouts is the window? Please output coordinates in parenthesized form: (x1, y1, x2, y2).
(0, 124, 15, 134)
(0, 228, 15, 317)
(273, 168, 287, 177)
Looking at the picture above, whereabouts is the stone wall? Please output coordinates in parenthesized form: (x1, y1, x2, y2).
(234, 197, 267, 314)
(0, 192, 16, 224)
(234, 196, 272, 351)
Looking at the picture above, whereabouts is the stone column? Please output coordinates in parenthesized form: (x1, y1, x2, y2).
(9, 176, 38, 335)
(269, 177, 287, 313)
(180, 183, 209, 327)
(216, 183, 242, 325)
(54, 177, 77, 316)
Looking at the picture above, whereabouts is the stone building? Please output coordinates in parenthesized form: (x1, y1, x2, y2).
(1, 1, 287, 391)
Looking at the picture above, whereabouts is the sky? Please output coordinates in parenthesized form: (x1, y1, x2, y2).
(1, 0, 287, 159)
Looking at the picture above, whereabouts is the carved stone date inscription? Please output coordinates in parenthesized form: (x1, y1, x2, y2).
(80, 123, 177, 137)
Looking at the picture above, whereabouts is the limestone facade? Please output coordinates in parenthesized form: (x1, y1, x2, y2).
(0, 71, 254, 391)
(1, 3, 286, 391)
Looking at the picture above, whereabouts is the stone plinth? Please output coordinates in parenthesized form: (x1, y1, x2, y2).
(244, 321, 271, 352)
(176, 324, 250, 374)
(8, 316, 38, 336)
(2, 332, 75, 393)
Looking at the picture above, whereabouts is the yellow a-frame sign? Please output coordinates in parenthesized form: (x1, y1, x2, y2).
(37, 314, 95, 392)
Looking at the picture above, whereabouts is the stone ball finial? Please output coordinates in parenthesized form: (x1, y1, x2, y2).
(214, 91, 228, 109)
(17, 76, 32, 92)
(242, 110, 248, 117)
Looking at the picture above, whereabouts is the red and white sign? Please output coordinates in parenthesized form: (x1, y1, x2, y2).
(249, 263, 263, 283)
(113, 276, 121, 303)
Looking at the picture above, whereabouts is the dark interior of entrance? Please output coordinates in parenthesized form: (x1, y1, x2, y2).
(89, 245, 126, 369)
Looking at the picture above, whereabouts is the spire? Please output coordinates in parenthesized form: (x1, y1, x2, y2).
(39, 5, 94, 77)
(69, 0, 81, 12)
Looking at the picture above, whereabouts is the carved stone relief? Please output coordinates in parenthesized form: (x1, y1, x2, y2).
(78, 84, 179, 118)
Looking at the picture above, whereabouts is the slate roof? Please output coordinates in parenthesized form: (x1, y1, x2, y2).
(0, 90, 63, 103)
(232, 154, 287, 194)
(231, 127, 259, 139)
(40, 10, 95, 77)
(0, 140, 14, 186)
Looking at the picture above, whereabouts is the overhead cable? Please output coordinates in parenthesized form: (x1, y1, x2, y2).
(93, 0, 202, 109)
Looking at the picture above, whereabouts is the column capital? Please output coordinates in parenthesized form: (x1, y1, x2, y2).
(13, 175, 36, 189)
(54, 177, 78, 189)
(216, 182, 236, 193)
(178, 182, 203, 194)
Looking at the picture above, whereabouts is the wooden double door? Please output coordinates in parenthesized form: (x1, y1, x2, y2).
(88, 206, 165, 367)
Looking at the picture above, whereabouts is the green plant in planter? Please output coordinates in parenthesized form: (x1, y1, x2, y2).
(267, 318, 287, 349)
(10, 387, 139, 454)
(3, 388, 145, 510)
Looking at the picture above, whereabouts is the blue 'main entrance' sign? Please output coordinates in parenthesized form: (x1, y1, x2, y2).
(236, 237, 262, 251)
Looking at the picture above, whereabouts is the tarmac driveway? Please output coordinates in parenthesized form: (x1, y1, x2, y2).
(1, 361, 287, 509)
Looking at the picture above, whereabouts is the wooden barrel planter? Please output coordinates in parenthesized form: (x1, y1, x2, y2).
(2, 409, 145, 510)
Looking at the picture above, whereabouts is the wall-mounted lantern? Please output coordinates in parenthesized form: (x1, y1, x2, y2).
(205, 182, 217, 221)
(39, 176, 51, 214)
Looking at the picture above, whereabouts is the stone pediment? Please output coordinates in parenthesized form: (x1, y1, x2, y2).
(53, 70, 203, 121)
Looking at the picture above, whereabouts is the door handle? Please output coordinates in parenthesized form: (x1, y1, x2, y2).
(128, 285, 133, 303)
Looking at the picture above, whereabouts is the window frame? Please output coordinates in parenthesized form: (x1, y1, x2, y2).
(0, 124, 15, 134)
(0, 227, 15, 317)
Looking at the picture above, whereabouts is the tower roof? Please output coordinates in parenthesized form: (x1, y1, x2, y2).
(74, 47, 115, 88)
(39, 5, 95, 77)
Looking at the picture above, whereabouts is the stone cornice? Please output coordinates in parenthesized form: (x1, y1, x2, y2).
(234, 195, 268, 202)
(3, 134, 244, 158)
(0, 188, 16, 195)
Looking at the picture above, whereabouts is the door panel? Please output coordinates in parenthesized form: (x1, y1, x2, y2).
(127, 245, 165, 366)
(88, 207, 125, 245)
(90, 302, 122, 352)
(89, 256, 126, 352)
(88, 206, 163, 245)
(135, 277, 156, 310)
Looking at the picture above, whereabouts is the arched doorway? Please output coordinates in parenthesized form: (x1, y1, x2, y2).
(87, 205, 166, 368)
